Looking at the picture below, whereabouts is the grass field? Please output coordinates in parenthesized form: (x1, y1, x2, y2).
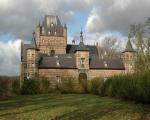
(0, 94, 150, 120)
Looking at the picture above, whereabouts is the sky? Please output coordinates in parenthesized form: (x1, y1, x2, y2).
(0, 0, 150, 76)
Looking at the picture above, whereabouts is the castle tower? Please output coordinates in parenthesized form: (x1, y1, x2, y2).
(35, 15, 67, 54)
(75, 31, 89, 70)
(122, 37, 135, 73)
(26, 48, 39, 79)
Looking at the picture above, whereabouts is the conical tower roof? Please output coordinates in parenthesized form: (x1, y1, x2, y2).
(124, 38, 135, 52)
(31, 32, 37, 48)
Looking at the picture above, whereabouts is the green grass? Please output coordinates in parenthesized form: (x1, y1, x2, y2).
(0, 94, 150, 120)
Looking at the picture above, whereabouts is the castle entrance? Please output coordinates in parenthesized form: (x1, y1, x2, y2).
(79, 73, 87, 91)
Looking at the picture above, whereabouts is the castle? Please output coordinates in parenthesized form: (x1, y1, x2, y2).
(20, 15, 135, 84)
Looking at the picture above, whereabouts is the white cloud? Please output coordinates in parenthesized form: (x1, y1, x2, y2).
(85, 8, 104, 33)
(0, 39, 21, 76)
(83, 32, 127, 51)
(0, 0, 14, 10)
(85, 0, 150, 35)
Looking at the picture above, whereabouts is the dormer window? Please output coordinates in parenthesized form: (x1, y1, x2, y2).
(51, 23, 54, 27)
(56, 60, 60, 66)
(104, 61, 108, 68)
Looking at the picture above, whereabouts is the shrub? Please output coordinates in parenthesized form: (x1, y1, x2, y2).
(21, 77, 50, 94)
(38, 77, 50, 93)
(12, 79, 21, 94)
(102, 70, 150, 103)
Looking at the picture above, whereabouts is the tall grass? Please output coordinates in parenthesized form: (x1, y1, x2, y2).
(88, 77, 104, 95)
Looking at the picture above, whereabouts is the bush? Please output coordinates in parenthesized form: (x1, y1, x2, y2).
(12, 79, 21, 94)
(102, 70, 150, 103)
(21, 77, 50, 94)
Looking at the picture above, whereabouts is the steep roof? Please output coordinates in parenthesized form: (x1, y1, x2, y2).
(39, 54, 76, 69)
(90, 57, 125, 70)
(124, 39, 135, 52)
(41, 15, 64, 36)
(38, 54, 125, 70)
(45, 15, 62, 27)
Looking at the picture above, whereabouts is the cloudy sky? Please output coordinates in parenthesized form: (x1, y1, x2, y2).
(0, 0, 150, 76)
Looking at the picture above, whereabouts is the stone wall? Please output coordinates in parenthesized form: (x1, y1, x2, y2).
(38, 35, 67, 54)
(39, 68, 125, 81)
(39, 69, 78, 80)
(39, 69, 78, 88)
(88, 69, 125, 80)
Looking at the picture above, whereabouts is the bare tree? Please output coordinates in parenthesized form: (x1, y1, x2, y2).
(97, 36, 120, 59)
(129, 18, 150, 72)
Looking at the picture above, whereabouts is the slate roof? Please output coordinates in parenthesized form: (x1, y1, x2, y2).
(38, 54, 125, 70)
(123, 39, 135, 53)
(39, 54, 76, 69)
(22, 43, 124, 70)
(90, 57, 125, 70)
(41, 15, 64, 36)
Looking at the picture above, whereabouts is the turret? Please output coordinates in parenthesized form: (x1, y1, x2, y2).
(75, 31, 89, 69)
(122, 36, 135, 73)
(26, 48, 39, 79)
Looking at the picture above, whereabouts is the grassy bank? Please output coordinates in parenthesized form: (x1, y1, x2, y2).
(0, 94, 150, 120)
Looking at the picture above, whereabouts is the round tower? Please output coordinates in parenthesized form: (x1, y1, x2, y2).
(122, 36, 135, 73)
